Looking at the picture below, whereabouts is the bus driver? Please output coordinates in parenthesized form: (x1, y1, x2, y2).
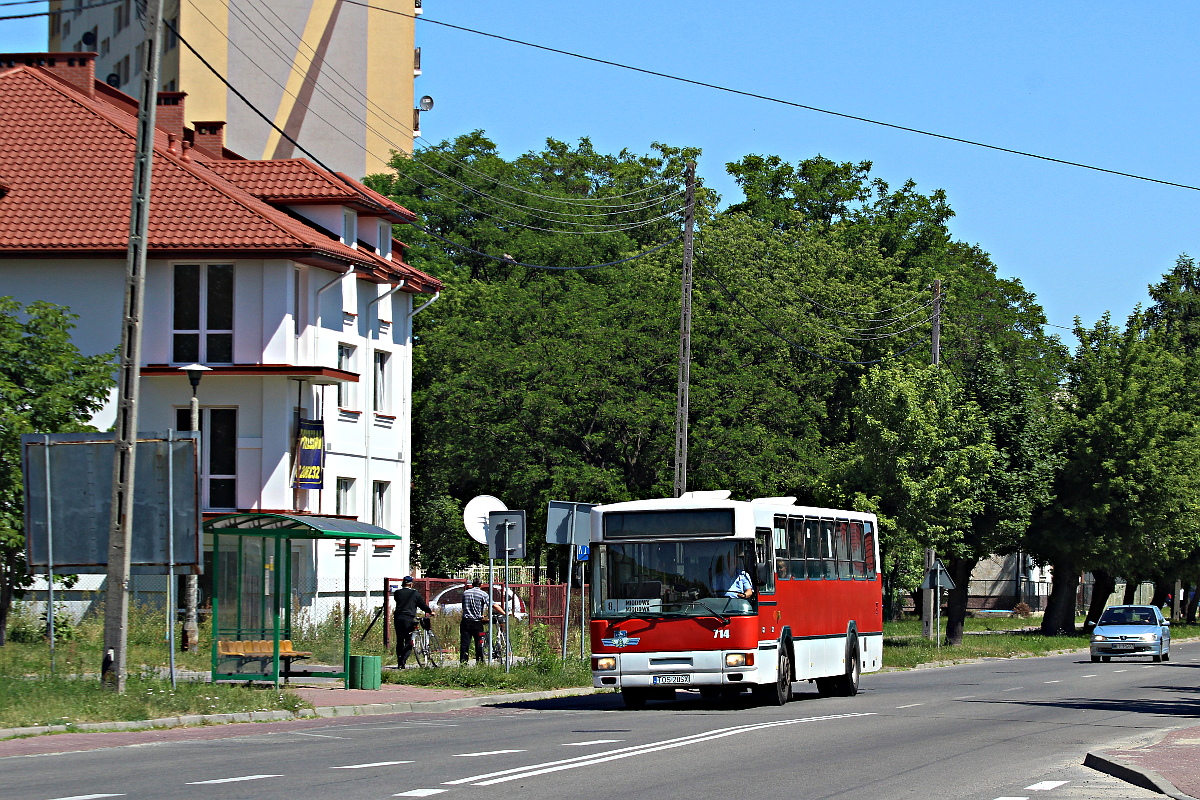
(713, 555, 755, 600)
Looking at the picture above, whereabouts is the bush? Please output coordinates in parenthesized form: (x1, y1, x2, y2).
(1012, 602, 1032, 618)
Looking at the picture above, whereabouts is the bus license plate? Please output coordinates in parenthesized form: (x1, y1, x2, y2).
(1112, 643, 1135, 650)
(652, 674, 691, 685)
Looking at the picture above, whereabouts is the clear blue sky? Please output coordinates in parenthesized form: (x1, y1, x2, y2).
(6, 2, 1200, 336)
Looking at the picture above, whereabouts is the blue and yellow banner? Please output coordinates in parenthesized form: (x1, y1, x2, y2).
(294, 419, 324, 489)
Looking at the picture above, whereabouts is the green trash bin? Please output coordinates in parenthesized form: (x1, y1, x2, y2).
(347, 655, 381, 690)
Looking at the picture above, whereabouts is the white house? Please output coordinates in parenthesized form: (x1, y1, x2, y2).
(0, 53, 441, 615)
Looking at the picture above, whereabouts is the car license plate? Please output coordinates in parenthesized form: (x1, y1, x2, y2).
(1112, 643, 1135, 650)
(652, 674, 691, 685)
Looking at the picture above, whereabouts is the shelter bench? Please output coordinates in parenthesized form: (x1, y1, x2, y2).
(217, 639, 312, 671)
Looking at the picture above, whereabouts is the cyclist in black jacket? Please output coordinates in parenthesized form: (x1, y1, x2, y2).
(393, 576, 433, 669)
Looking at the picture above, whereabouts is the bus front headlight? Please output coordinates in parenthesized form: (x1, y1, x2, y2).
(725, 653, 754, 668)
(592, 657, 616, 671)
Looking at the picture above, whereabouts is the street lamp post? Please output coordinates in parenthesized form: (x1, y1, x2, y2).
(180, 363, 210, 651)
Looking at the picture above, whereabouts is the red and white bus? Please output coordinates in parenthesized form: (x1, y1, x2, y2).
(589, 491, 882, 708)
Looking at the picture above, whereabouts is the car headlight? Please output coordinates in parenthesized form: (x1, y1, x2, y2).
(592, 656, 616, 671)
(1091, 635, 1106, 642)
(1137, 634, 1157, 642)
(725, 653, 754, 668)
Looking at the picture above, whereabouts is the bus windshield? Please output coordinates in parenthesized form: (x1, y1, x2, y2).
(593, 540, 757, 619)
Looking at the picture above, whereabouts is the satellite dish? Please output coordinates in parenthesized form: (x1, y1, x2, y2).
(418, 95, 434, 111)
(106, 73, 121, 88)
(463, 495, 506, 544)
(81, 31, 96, 46)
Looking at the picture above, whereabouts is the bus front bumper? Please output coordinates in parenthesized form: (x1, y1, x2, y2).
(591, 649, 769, 689)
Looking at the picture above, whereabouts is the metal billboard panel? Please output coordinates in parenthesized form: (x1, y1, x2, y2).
(22, 432, 201, 574)
(546, 500, 595, 545)
(488, 510, 527, 559)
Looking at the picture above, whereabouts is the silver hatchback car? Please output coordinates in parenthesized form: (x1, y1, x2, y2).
(1089, 604, 1171, 663)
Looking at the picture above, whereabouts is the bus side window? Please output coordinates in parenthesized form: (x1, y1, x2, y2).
(820, 520, 837, 579)
(774, 516, 789, 581)
(788, 517, 806, 580)
(755, 526, 775, 594)
(849, 521, 866, 579)
(835, 520, 851, 580)
(864, 522, 877, 579)
(804, 518, 821, 579)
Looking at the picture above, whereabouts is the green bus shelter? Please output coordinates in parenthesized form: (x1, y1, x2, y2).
(205, 513, 400, 687)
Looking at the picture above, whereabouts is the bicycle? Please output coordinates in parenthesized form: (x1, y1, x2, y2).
(483, 615, 509, 662)
(411, 616, 444, 668)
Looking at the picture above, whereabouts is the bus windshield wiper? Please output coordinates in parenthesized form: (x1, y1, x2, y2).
(661, 601, 730, 625)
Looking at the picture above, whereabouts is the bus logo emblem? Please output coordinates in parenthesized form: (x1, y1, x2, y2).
(602, 630, 640, 648)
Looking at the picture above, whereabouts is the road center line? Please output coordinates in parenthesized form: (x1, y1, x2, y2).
(445, 713, 875, 787)
(1113, 669, 1128, 673)
(185, 775, 282, 785)
(992, 796, 1028, 800)
(1043, 680, 1060, 684)
(292, 732, 351, 739)
(452, 750, 524, 757)
(332, 761, 414, 769)
(394, 791, 446, 797)
(47, 795, 126, 800)
(1081, 674, 1096, 678)
(562, 739, 623, 746)
(895, 703, 922, 708)
(953, 695, 976, 699)
(1002, 687, 1024, 691)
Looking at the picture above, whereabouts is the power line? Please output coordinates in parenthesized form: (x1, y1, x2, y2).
(338, 0, 1200, 194)
(229, 0, 684, 208)
(414, 224, 682, 270)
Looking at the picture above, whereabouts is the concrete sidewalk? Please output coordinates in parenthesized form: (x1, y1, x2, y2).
(1087, 726, 1200, 800)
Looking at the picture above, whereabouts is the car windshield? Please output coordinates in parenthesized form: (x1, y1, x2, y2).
(593, 540, 757, 619)
(1098, 607, 1157, 625)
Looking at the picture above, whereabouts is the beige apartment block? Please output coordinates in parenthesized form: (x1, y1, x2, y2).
(49, 0, 420, 177)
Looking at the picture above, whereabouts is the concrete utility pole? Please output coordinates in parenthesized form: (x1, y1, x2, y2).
(923, 279, 942, 641)
(673, 162, 696, 498)
(102, 0, 165, 692)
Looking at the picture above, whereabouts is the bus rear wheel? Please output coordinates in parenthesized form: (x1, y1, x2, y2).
(754, 649, 792, 706)
(818, 643, 860, 697)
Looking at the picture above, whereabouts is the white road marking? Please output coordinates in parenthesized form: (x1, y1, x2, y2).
(47, 795, 126, 800)
(562, 739, 623, 746)
(332, 761, 414, 769)
(292, 732, 351, 739)
(1142, 665, 1156, 669)
(185, 775, 282, 785)
(1002, 687, 1024, 691)
(1081, 674, 1096, 678)
(1043, 680, 1060, 684)
(453, 749, 525, 757)
(1025, 780, 1069, 790)
(394, 791, 447, 797)
(953, 695, 976, 699)
(445, 712, 875, 787)
(1113, 669, 1128, 673)
(895, 703, 922, 709)
(993, 796, 1028, 800)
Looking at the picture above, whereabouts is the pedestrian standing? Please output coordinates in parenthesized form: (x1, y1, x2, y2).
(460, 577, 489, 664)
(392, 576, 432, 669)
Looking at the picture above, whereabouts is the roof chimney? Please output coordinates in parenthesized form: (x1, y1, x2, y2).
(0, 53, 96, 98)
(192, 120, 226, 158)
(155, 91, 187, 141)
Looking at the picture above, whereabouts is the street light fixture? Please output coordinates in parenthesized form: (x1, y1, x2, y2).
(178, 363, 210, 651)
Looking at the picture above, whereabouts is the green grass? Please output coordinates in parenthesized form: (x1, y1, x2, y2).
(382, 659, 594, 692)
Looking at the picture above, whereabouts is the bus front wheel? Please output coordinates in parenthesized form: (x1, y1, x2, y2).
(754, 649, 792, 706)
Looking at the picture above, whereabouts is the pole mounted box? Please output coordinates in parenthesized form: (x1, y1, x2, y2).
(488, 510, 526, 559)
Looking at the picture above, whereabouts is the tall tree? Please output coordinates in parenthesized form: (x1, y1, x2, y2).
(0, 299, 114, 644)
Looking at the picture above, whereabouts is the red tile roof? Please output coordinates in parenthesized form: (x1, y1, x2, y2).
(0, 64, 439, 293)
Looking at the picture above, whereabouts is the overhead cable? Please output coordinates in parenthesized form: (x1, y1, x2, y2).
(338, 0, 1200, 194)
(0, 0, 118, 21)
(415, 225, 682, 270)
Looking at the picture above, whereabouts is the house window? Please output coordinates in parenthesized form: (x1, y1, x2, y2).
(337, 344, 356, 408)
(114, 0, 130, 33)
(176, 407, 237, 510)
(100, 37, 109, 57)
(343, 209, 357, 247)
(336, 477, 355, 516)
(134, 43, 143, 74)
(378, 220, 392, 260)
(116, 55, 129, 86)
(164, 17, 178, 51)
(372, 481, 389, 527)
(373, 351, 389, 412)
(173, 264, 234, 363)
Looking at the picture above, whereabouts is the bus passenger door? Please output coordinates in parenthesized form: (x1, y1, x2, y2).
(755, 527, 775, 595)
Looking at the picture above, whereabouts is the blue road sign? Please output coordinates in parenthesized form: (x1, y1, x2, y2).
(577, 545, 590, 561)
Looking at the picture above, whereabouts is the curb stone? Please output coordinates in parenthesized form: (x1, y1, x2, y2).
(0, 686, 607, 741)
(1083, 752, 1197, 800)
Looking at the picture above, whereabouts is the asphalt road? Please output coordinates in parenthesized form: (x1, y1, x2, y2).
(4, 643, 1197, 800)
